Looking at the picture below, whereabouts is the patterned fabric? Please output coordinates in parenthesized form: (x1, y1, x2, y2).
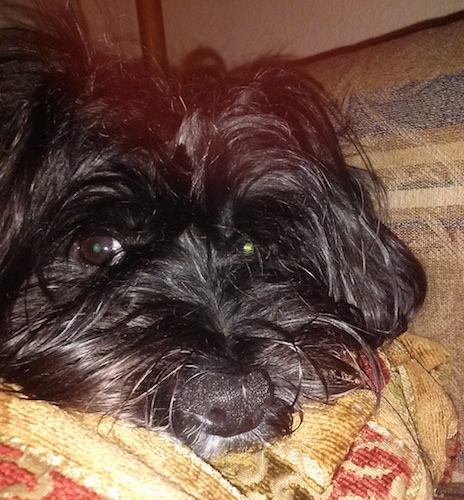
(307, 17, 464, 481)
(0, 443, 99, 499)
(0, 333, 457, 499)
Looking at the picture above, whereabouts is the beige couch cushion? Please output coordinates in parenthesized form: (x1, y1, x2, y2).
(307, 18, 464, 478)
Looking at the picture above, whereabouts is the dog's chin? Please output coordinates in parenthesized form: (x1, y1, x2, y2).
(175, 421, 290, 459)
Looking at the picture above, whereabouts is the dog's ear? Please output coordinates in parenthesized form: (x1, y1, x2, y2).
(229, 66, 427, 344)
(280, 68, 426, 343)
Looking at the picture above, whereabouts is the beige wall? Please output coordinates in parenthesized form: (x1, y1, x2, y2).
(161, 0, 464, 68)
(4, 1, 464, 67)
(76, 0, 141, 57)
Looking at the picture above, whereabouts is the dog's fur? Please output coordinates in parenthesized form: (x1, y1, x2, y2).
(0, 14, 426, 457)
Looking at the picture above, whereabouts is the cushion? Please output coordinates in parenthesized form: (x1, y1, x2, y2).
(306, 17, 464, 481)
(0, 334, 457, 499)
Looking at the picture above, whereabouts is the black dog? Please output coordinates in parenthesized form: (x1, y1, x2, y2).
(0, 16, 426, 458)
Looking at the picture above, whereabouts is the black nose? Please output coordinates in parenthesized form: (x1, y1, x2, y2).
(176, 370, 273, 437)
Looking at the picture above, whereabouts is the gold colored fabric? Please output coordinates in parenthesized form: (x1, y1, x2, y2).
(0, 334, 457, 499)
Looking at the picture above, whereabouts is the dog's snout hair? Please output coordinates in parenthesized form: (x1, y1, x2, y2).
(0, 10, 426, 457)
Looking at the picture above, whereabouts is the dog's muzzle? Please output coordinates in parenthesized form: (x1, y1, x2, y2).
(175, 370, 274, 437)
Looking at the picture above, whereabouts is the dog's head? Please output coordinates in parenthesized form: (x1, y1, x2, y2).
(0, 19, 426, 457)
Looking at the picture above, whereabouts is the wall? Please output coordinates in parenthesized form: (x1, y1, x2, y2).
(3, 1, 463, 68)
(77, 0, 142, 57)
(161, 0, 464, 68)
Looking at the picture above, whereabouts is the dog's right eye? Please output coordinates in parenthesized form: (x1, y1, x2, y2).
(76, 236, 124, 266)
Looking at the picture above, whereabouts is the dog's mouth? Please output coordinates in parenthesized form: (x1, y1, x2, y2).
(161, 339, 367, 457)
(174, 370, 274, 438)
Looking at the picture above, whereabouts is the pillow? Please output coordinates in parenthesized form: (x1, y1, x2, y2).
(0, 334, 457, 499)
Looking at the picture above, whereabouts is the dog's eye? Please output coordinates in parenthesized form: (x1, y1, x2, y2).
(241, 239, 255, 257)
(77, 236, 124, 266)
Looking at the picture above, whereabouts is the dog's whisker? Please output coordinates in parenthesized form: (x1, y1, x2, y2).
(312, 315, 382, 396)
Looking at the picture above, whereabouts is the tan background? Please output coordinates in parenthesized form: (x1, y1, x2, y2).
(76, 0, 464, 66)
(2, 1, 464, 66)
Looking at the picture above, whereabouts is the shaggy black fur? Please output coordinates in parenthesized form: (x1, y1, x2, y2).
(0, 15, 426, 457)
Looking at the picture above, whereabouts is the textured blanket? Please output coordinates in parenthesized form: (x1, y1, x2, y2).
(0, 333, 457, 499)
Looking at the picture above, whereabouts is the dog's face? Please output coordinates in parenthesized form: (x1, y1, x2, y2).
(0, 22, 426, 457)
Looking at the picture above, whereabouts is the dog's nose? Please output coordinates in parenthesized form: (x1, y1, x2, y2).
(176, 370, 273, 437)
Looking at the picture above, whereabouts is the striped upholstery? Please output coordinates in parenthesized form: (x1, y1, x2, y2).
(307, 18, 464, 479)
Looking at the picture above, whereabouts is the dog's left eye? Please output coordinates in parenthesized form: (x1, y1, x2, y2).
(241, 239, 255, 257)
(77, 236, 124, 266)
